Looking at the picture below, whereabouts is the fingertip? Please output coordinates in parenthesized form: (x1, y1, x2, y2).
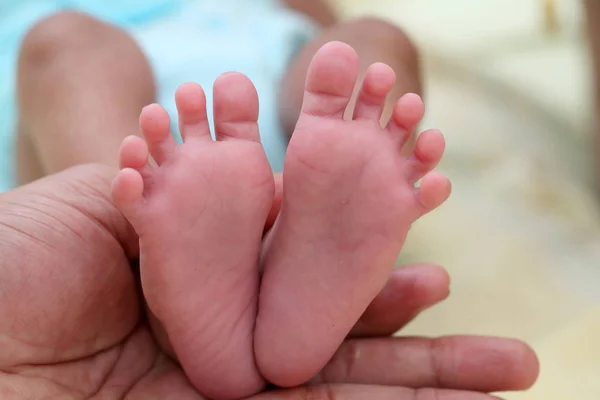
(510, 340, 540, 390)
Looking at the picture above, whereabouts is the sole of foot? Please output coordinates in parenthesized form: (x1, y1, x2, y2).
(255, 41, 451, 387)
(112, 74, 274, 400)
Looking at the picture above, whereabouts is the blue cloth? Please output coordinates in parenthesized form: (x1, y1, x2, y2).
(0, 0, 317, 191)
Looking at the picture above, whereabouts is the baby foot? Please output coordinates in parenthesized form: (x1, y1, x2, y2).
(255, 41, 451, 386)
(111, 75, 274, 400)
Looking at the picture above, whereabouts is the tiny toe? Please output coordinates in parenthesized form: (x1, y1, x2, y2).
(119, 135, 149, 170)
(353, 62, 396, 122)
(387, 93, 425, 146)
(407, 129, 446, 183)
(111, 168, 145, 217)
(415, 171, 451, 215)
(213, 72, 260, 142)
(139, 104, 177, 165)
(302, 41, 360, 118)
(175, 82, 212, 142)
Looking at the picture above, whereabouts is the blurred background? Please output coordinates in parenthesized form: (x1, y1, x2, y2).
(329, 0, 600, 398)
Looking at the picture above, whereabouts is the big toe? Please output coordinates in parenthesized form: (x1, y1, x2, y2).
(302, 41, 360, 118)
(213, 72, 260, 142)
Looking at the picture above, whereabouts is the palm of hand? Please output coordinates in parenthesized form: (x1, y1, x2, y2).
(0, 186, 196, 399)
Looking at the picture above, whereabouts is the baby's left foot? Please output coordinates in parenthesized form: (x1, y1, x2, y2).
(111, 75, 274, 400)
(255, 41, 451, 386)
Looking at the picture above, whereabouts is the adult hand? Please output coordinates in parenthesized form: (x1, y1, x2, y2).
(0, 165, 538, 399)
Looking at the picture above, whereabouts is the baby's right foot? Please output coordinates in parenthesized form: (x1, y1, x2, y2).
(111, 75, 274, 400)
(255, 41, 451, 386)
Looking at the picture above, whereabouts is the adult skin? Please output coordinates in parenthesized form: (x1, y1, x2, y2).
(0, 165, 539, 399)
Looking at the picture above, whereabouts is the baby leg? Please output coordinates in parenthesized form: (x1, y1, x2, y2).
(16, 11, 154, 182)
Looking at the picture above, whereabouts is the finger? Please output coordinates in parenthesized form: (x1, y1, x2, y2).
(249, 384, 504, 400)
(349, 264, 450, 337)
(313, 336, 539, 393)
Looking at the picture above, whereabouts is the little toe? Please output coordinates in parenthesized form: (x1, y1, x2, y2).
(387, 93, 425, 147)
(302, 41, 360, 118)
(139, 104, 177, 165)
(213, 72, 260, 142)
(175, 82, 212, 142)
(353, 62, 396, 122)
(415, 171, 451, 215)
(119, 135, 150, 170)
(407, 129, 446, 183)
(111, 168, 145, 220)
